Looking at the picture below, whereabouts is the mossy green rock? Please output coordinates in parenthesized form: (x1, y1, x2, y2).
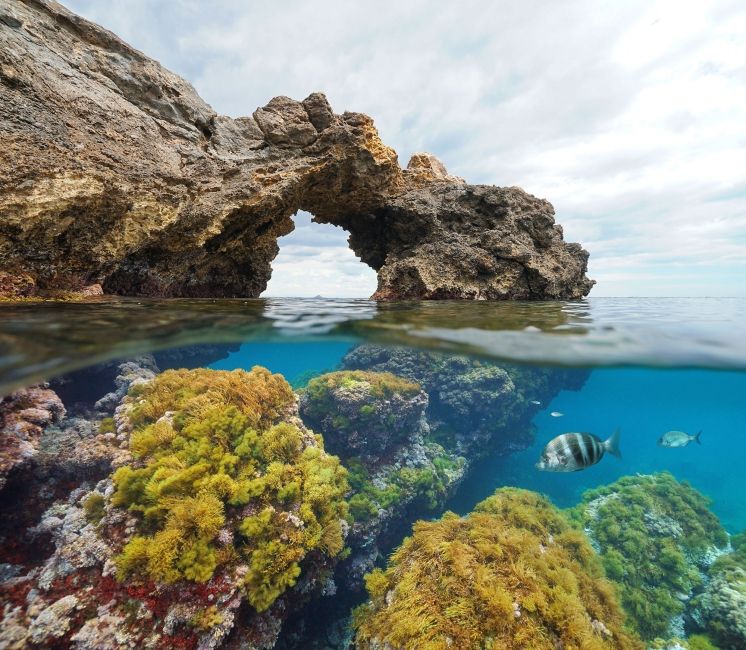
(112, 367, 349, 612)
(569, 473, 728, 641)
(300, 370, 424, 462)
(354, 488, 642, 650)
(693, 531, 746, 650)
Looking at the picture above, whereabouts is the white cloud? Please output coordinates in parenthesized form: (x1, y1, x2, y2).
(63, 0, 746, 296)
(263, 212, 377, 297)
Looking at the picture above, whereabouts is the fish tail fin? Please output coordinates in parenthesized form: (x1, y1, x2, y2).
(694, 430, 702, 445)
(604, 429, 622, 459)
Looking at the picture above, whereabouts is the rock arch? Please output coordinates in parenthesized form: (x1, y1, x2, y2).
(0, 0, 594, 300)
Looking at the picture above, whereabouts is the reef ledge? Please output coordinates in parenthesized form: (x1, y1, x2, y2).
(0, 0, 594, 300)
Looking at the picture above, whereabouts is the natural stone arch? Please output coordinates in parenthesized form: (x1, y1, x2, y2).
(0, 0, 593, 300)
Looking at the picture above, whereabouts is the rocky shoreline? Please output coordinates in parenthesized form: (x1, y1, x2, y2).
(1, 0, 593, 302)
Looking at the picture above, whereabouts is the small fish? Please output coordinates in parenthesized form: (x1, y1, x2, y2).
(536, 430, 621, 472)
(550, 411, 564, 417)
(530, 400, 541, 405)
(658, 430, 702, 448)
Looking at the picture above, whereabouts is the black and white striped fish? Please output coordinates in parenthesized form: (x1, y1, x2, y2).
(535, 430, 621, 472)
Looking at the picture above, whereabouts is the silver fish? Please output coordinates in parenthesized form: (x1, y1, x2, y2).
(658, 430, 701, 448)
(536, 430, 621, 472)
(550, 411, 564, 417)
(530, 400, 541, 405)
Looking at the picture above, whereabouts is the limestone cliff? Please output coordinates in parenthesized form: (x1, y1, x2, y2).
(0, 0, 594, 300)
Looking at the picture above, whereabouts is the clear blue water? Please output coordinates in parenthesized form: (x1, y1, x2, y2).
(205, 339, 746, 534)
(448, 367, 746, 533)
(210, 341, 352, 386)
(2, 298, 745, 647)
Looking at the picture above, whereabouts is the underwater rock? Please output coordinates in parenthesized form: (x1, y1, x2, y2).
(569, 473, 730, 642)
(299, 371, 427, 463)
(0, 366, 350, 649)
(0, 384, 65, 489)
(341, 344, 588, 458)
(353, 488, 643, 649)
(92, 357, 158, 414)
(299, 370, 465, 589)
(692, 531, 746, 650)
(0, 0, 593, 300)
(152, 344, 241, 372)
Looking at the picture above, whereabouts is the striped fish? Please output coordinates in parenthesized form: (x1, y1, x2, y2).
(535, 430, 621, 472)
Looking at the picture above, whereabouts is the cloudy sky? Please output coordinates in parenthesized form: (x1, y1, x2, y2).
(65, 0, 746, 297)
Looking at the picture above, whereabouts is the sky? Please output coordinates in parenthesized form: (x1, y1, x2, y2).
(64, 0, 746, 297)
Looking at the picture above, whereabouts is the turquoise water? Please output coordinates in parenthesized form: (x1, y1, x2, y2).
(210, 341, 352, 386)
(1, 298, 745, 648)
(448, 367, 746, 532)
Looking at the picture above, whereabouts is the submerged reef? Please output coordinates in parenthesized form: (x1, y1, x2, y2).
(299, 370, 464, 588)
(341, 344, 588, 458)
(569, 473, 729, 642)
(0, 384, 65, 489)
(299, 371, 425, 463)
(692, 531, 746, 650)
(353, 488, 642, 650)
(0, 366, 350, 649)
(0, 0, 593, 300)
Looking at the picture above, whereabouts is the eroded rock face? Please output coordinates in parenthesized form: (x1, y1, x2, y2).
(0, 0, 593, 300)
(0, 385, 65, 489)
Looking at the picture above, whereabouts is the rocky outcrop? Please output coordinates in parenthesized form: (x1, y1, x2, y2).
(299, 371, 464, 589)
(0, 384, 65, 489)
(341, 344, 589, 459)
(0, 0, 593, 300)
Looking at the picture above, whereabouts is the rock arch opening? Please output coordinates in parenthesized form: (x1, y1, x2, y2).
(262, 211, 377, 298)
(0, 0, 593, 303)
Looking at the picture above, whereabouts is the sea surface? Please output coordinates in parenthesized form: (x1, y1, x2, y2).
(1, 296, 744, 647)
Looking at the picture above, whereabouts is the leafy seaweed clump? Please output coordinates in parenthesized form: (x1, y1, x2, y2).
(111, 367, 349, 612)
(346, 453, 463, 522)
(83, 492, 106, 524)
(304, 370, 421, 403)
(353, 488, 642, 650)
(569, 473, 728, 640)
(98, 417, 116, 434)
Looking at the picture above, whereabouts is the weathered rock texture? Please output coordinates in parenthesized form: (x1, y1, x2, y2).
(0, 0, 593, 300)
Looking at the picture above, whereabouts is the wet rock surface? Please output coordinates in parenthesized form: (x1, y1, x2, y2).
(0, 384, 65, 489)
(0, 0, 593, 300)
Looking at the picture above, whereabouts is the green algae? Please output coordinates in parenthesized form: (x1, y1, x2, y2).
(353, 488, 642, 650)
(569, 473, 728, 641)
(111, 367, 349, 612)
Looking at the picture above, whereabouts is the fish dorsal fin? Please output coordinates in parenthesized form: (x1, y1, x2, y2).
(604, 429, 622, 459)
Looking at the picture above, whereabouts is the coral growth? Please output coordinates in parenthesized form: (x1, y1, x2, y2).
(353, 488, 642, 650)
(569, 473, 729, 641)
